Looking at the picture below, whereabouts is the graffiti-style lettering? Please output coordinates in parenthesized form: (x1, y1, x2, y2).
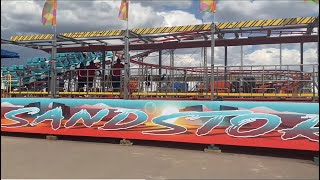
(64, 109, 110, 128)
(226, 113, 281, 138)
(196, 116, 225, 136)
(279, 115, 319, 142)
(2, 107, 40, 128)
(99, 109, 148, 130)
(143, 110, 252, 135)
(196, 110, 252, 136)
(1, 102, 318, 145)
(30, 107, 64, 130)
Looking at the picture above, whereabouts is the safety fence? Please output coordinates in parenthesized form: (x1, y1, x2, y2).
(1, 64, 319, 101)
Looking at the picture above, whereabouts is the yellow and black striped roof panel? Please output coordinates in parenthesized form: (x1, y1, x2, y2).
(10, 16, 317, 42)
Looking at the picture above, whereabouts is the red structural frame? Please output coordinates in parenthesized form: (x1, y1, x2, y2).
(42, 35, 318, 53)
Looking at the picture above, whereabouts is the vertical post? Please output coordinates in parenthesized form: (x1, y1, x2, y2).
(123, 27, 130, 99)
(150, 69, 153, 92)
(86, 68, 89, 96)
(280, 43, 282, 69)
(201, 17, 205, 93)
(262, 66, 265, 97)
(224, 46, 227, 85)
(300, 42, 304, 80)
(138, 57, 144, 91)
(317, 16, 319, 98)
(300, 42, 304, 72)
(18, 70, 22, 95)
(210, 18, 215, 100)
(204, 47, 209, 93)
(240, 45, 243, 71)
(102, 50, 106, 92)
(159, 50, 162, 91)
(312, 65, 316, 102)
(50, 31, 57, 98)
(169, 49, 174, 91)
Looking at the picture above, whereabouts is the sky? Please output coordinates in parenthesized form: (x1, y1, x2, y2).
(1, 0, 319, 69)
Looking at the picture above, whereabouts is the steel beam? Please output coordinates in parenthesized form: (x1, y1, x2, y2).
(129, 31, 149, 43)
(57, 35, 91, 46)
(41, 35, 318, 53)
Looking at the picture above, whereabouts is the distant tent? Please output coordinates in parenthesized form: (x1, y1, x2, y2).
(1, 49, 20, 58)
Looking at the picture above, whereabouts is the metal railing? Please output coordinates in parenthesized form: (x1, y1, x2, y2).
(2, 64, 319, 101)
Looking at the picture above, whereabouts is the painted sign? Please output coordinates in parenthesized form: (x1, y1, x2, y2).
(1, 98, 319, 151)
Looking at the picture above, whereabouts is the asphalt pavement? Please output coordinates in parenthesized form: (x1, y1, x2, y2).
(1, 136, 319, 180)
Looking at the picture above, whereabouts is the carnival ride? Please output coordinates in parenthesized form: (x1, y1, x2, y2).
(1, 15, 319, 153)
(1, 16, 319, 101)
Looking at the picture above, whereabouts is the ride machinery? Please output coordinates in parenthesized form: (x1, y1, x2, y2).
(1, 16, 319, 153)
(1, 16, 319, 101)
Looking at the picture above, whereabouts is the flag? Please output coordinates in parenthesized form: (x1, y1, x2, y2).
(304, 0, 319, 3)
(42, 0, 57, 26)
(200, 0, 216, 13)
(118, 0, 129, 21)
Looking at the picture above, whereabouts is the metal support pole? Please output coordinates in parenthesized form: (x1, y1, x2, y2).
(138, 57, 144, 91)
(300, 42, 304, 80)
(159, 50, 162, 91)
(224, 46, 227, 83)
(123, 28, 130, 99)
(204, 47, 209, 92)
(280, 43, 282, 69)
(300, 42, 304, 72)
(102, 50, 106, 92)
(50, 32, 57, 98)
(169, 49, 174, 91)
(240, 45, 243, 71)
(210, 20, 215, 100)
(262, 66, 265, 97)
(312, 65, 316, 102)
(317, 16, 319, 98)
(170, 49, 174, 76)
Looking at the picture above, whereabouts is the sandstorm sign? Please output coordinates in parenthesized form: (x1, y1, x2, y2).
(1, 98, 319, 151)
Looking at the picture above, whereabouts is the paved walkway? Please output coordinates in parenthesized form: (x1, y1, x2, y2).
(1, 136, 319, 179)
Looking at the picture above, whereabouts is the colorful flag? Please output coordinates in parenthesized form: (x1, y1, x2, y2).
(118, 0, 129, 21)
(200, 0, 216, 13)
(42, 0, 57, 26)
(304, 0, 319, 3)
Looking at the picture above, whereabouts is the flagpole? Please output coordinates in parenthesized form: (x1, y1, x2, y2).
(202, 16, 209, 95)
(42, 0, 57, 98)
(210, 12, 215, 100)
(123, 4, 130, 99)
(50, 25, 57, 98)
(317, 15, 319, 98)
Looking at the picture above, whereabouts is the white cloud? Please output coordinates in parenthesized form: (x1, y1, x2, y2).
(133, 0, 193, 10)
(216, 0, 319, 22)
(1, 0, 200, 36)
(158, 10, 202, 27)
(1, 0, 318, 71)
